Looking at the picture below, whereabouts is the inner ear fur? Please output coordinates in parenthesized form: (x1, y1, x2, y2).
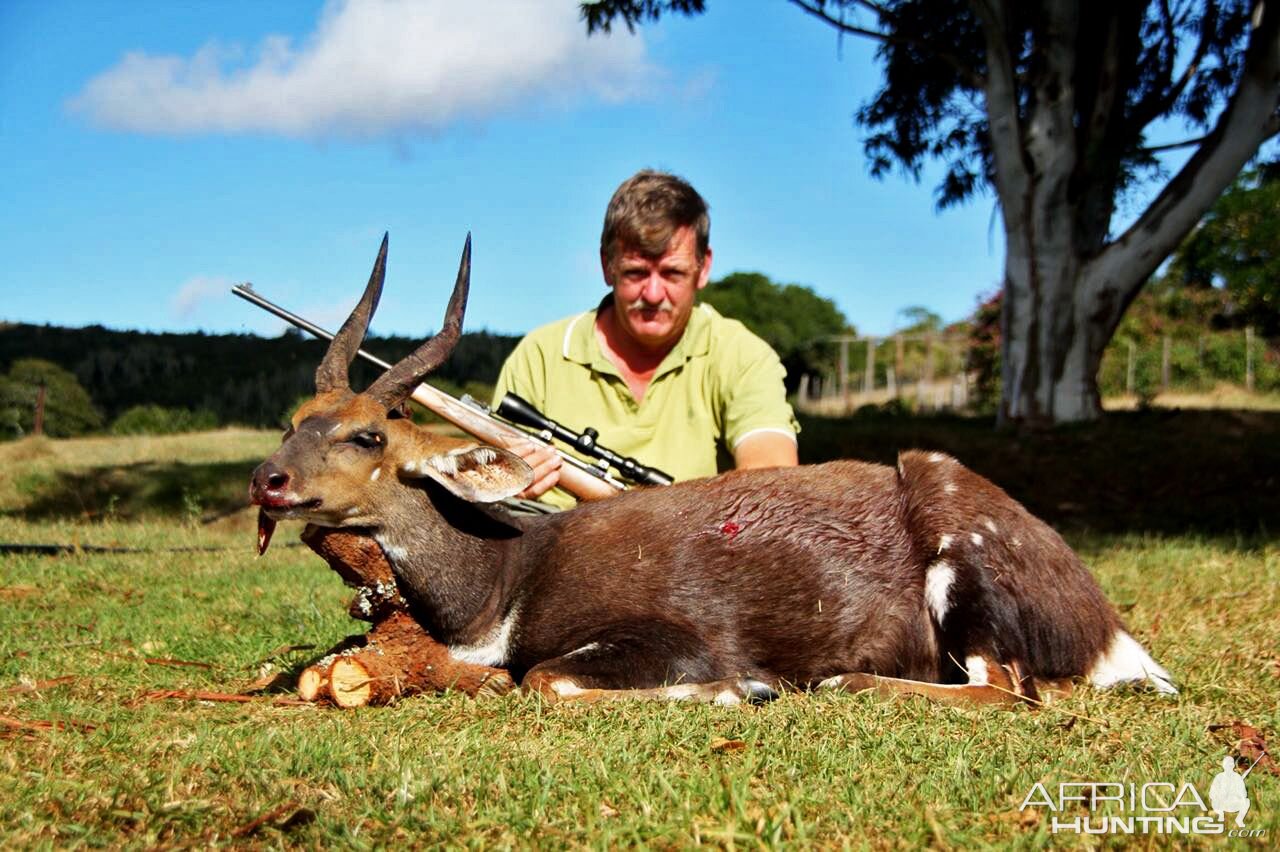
(400, 444, 534, 503)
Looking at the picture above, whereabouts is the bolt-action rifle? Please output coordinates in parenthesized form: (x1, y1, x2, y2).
(232, 284, 672, 500)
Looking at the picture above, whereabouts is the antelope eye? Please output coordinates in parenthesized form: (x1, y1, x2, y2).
(348, 431, 385, 450)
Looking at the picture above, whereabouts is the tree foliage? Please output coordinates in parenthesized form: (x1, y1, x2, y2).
(699, 271, 853, 390)
(0, 358, 102, 438)
(1162, 161, 1280, 335)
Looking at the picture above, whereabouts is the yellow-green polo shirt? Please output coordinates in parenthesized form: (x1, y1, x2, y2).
(492, 298, 798, 508)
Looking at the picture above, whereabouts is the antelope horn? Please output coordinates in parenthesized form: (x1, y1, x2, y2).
(367, 233, 471, 409)
(315, 233, 388, 394)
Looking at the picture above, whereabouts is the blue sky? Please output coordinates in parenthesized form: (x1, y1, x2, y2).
(1, 0, 1013, 340)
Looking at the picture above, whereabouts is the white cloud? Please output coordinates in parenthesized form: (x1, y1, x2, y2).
(171, 275, 234, 319)
(70, 0, 654, 139)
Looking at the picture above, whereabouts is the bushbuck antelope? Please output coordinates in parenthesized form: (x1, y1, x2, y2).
(249, 235, 1176, 706)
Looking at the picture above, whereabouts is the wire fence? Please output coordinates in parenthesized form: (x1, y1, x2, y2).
(796, 327, 1277, 415)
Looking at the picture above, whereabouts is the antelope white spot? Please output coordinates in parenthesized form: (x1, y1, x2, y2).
(965, 655, 990, 685)
(548, 678, 585, 697)
(1088, 631, 1177, 694)
(562, 642, 602, 659)
(924, 560, 955, 624)
(817, 675, 846, 689)
(928, 452, 947, 463)
(713, 689, 742, 706)
(402, 460, 417, 473)
(345, 506, 360, 517)
(937, 534, 953, 553)
(970, 532, 984, 547)
(327, 424, 341, 435)
(983, 518, 998, 534)
(1010, 536, 1022, 548)
(943, 482, 958, 494)
(449, 606, 521, 667)
(369, 467, 381, 481)
(373, 534, 408, 566)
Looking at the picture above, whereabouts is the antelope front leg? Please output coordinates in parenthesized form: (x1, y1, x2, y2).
(522, 671, 779, 705)
(519, 623, 780, 705)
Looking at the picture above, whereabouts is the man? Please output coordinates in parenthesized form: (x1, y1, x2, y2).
(493, 170, 798, 508)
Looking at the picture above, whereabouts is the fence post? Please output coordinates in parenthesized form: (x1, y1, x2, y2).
(798, 374, 810, 405)
(1161, 335, 1171, 392)
(1246, 326, 1255, 392)
(1127, 341, 1136, 395)
(33, 383, 46, 436)
(864, 337, 876, 398)
(838, 339, 849, 403)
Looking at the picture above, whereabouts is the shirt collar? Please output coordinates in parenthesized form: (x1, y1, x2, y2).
(564, 295, 716, 379)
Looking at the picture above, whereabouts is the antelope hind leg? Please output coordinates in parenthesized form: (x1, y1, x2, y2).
(819, 655, 1037, 708)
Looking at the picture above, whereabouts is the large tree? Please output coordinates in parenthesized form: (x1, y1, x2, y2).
(583, 0, 1280, 423)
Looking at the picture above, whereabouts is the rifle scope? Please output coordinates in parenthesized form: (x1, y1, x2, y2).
(496, 393, 674, 487)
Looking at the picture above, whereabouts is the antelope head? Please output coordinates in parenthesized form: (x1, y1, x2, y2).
(249, 234, 533, 554)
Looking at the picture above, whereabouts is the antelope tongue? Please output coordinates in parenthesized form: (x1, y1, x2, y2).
(257, 508, 277, 556)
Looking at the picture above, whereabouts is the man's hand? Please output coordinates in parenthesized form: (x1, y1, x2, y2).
(510, 439, 563, 499)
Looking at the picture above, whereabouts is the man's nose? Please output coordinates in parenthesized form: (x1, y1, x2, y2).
(639, 274, 665, 304)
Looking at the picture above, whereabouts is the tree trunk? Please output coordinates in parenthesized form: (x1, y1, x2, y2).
(999, 243, 1107, 424)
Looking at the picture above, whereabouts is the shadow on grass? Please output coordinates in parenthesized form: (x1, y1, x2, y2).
(798, 407, 1280, 536)
(8, 409, 1276, 535)
(7, 459, 256, 522)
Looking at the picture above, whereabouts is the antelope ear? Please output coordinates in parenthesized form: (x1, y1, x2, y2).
(401, 445, 533, 503)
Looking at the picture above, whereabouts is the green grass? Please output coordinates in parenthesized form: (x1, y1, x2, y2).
(1, 429, 1277, 847)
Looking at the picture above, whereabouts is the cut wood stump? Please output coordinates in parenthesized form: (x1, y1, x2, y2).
(297, 526, 515, 706)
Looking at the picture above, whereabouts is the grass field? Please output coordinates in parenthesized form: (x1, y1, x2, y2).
(1, 422, 1277, 847)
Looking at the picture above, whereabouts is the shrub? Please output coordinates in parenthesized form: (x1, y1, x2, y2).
(111, 405, 218, 436)
(0, 359, 103, 438)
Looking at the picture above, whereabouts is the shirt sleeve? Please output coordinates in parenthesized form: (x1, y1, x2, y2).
(492, 333, 547, 412)
(720, 331, 800, 450)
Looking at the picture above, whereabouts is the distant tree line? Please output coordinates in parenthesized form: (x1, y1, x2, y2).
(0, 323, 520, 436)
(0, 272, 854, 439)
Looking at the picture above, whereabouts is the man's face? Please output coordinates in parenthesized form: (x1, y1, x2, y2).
(603, 226, 712, 352)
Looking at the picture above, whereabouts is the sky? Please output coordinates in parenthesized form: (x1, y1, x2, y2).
(0, 0, 1016, 340)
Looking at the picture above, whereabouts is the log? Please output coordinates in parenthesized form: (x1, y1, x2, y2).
(328, 611, 515, 708)
(297, 527, 515, 706)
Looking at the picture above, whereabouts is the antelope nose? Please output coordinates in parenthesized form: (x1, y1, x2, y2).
(250, 462, 290, 501)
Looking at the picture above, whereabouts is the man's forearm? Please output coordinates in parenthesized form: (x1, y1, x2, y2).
(733, 431, 799, 469)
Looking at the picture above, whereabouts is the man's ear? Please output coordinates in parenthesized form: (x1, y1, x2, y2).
(400, 445, 534, 503)
(695, 246, 713, 291)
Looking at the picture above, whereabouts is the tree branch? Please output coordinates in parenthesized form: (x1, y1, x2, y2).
(787, 0, 986, 89)
(1091, 2, 1280, 301)
(1131, 1, 1218, 129)
(1140, 133, 1212, 154)
(971, 0, 1030, 224)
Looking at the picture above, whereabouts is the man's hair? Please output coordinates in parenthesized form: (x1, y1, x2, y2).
(600, 170, 710, 268)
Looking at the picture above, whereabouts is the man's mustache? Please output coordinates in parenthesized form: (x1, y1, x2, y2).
(626, 297, 675, 313)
